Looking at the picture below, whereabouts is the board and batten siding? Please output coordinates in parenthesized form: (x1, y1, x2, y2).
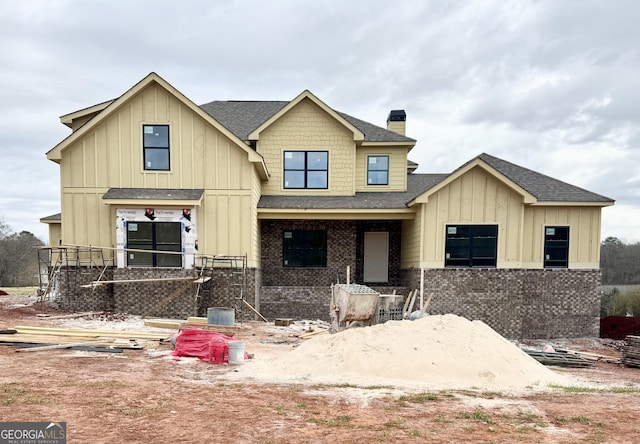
(405, 167, 524, 268)
(58, 81, 259, 265)
(522, 206, 601, 268)
(258, 98, 356, 196)
(355, 146, 408, 192)
(401, 166, 603, 269)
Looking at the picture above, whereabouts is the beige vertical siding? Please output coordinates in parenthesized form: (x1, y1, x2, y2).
(402, 166, 603, 269)
(522, 206, 601, 268)
(401, 205, 423, 268)
(407, 167, 524, 268)
(355, 147, 408, 192)
(58, 82, 259, 265)
(258, 98, 356, 196)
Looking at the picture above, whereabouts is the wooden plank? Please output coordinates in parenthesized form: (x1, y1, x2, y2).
(36, 312, 102, 320)
(144, 319, 183, 329)
(84, 277, 195, 286)
(243, 299, 268, 322)
(15, 340, 109, 352)
(12, 326, 171, 340)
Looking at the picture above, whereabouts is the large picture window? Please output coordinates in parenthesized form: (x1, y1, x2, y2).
(283, 230, 327, 267)
(367, 155, 389, 185)
(445, 225, 498, 267)
(143, 125, 170, 171)
(127, 222, 182, 267)
(544, 226, 569, 268)
(283, 151, 328, 189)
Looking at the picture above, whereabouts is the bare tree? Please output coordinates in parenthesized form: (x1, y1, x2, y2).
(0, 217, 44, 287)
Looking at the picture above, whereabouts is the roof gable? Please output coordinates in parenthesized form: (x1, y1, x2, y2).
(246, 90, 365, 141)
(47, 72, 269, 179)
(410, 153, 614, 206)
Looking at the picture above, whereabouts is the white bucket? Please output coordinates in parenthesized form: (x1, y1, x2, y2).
(227, 341, 245, 365)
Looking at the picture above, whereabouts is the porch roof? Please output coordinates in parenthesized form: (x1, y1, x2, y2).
(258, 174, 446, 209)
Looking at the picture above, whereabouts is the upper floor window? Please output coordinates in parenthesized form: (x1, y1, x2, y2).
(367, 155, 389, 185)
(283, 230, 327, 267)
(284, 151, 328, 189)
(143, 125, 170, 171)
(445, 224, 498, 267)
(544, 226, 569, 268)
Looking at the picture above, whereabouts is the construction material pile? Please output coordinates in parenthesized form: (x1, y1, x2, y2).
(228, 314, 572, 391)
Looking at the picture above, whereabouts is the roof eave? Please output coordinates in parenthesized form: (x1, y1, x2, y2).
(257, 208, 414, 220)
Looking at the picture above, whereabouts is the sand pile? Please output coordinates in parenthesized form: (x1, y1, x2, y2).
(228, 314, 572, 391)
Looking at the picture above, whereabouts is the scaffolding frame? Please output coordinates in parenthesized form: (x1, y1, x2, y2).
(36, 244, 255, 321)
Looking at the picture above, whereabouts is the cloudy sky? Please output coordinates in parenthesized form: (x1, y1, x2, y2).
(1, 0, 638, 243)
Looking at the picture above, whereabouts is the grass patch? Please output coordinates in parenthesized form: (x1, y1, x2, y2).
(308, 415, 353, 427)
(433, 414, 452, 424)
(554, 415, 604, 427)
(398, 392, 439, 404)
(457, 409, 492, 424)
(0, 383, 48, 406)
(550, 384, 640, 394)
(383, 418, 408, 430)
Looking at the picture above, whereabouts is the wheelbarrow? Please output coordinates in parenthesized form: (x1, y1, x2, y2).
(329, 283, 380, 332)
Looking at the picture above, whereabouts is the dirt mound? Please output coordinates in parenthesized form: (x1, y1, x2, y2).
(227, 314, 571, 391)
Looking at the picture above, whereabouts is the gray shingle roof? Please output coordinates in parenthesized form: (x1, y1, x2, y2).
(258, 174, 446, 210)
(40, 213, 61, 222)
(199, 100, 415, 143)
(102, 188, 204, 200)
(476, 153, 614, 203)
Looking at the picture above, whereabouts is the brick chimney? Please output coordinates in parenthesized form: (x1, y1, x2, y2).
(387, 110, 406, 136)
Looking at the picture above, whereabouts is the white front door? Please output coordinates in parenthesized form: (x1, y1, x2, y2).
(364, 232, 389, 283)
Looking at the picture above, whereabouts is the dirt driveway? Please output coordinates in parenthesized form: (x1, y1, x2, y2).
(1, 293, 640, 443)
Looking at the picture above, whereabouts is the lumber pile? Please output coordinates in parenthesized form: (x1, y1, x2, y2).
(622, 335, 640, 368)
(0, 325, 172, 352)
(524, 350, 594, 368)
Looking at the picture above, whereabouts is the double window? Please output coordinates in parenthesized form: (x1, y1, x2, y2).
(143, 125, 170, 171)
(283, 230, 327, 267)
(127, 222, 182, 268)
(367, 155, 389, 185)
(284, 151, 328, 189)
(544, 226, 569, 268)
(445, 225, 498, 267)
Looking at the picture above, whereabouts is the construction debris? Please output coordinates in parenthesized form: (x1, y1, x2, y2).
(523, 350, 594, 368)
(0, 325, 171, 352)
(622, 335, 640, 368)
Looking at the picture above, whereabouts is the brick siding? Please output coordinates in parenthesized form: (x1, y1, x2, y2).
(401, 268, 601, 339)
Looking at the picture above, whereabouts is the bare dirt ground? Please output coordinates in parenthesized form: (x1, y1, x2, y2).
(2, 292, 640, 443)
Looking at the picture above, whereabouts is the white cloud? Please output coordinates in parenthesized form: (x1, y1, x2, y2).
(0, 0, 639, 244)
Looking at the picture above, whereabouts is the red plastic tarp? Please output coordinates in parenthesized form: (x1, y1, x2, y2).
(172, 327, 237, 364)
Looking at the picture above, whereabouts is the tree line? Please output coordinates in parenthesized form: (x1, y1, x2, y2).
(0, 218, 44, 287)
(600, 237, 640, 285)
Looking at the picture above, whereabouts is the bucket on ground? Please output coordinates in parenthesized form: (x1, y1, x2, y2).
(227, 341, 245, 365)
(207, 307, 235, 326)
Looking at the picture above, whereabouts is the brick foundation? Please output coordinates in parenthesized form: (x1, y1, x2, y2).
(401, 268, 601, 339)
(57, 266, 258, 321)
(56, 265, 601, 339)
